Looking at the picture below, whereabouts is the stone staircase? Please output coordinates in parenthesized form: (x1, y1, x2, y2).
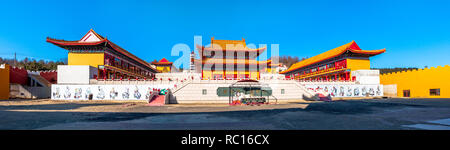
(10, 84, 35, 99)
(266, 80, 311, 100)
(171, 82, 231, 103)
(9, 73, 52, 99)
(147, 95, 166, 106)
(170, 79, 313, 103)
(29, 74, 52, 87)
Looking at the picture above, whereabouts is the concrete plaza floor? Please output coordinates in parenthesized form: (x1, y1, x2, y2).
(0, 98, 449, 130)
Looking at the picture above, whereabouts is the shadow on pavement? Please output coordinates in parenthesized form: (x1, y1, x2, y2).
(0, 103, 119, 111)
(0, 98, 447, 130)
(299, 100, 425, 114)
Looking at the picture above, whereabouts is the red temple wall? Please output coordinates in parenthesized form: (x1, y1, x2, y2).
(9, 66, 28, 85)
(40, 71, 58, 84)
(9, 66, 58, 85)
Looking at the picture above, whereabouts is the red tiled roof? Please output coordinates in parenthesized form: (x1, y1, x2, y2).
(280, 41, 385, 74)
(46, 29, 157, 72)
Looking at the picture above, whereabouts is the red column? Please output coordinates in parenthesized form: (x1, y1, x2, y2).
(258, 71, 260, 80)
(345, 72, 349, 81)
(223, 64, 226, 80)
(344, 59, 347, 68)
(103, 69, 107, 79)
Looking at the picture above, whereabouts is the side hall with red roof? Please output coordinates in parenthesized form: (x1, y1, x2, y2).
(152, 58, 173, 73)
(47, 29, 158, 80)
(280, 41, 385, 81)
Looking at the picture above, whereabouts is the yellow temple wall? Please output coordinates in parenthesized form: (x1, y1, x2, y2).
(250, 72, 259, 79)
(202, 70, 212, 79)
(265, 68, 273, 73)
(156, 66, 171, 73)
(380, 65, 450, 98)
(68, 52, 104, 68)
(237, 71, 249, 75)
(0, 64, 10, 100)
(346, 58, 370, 71)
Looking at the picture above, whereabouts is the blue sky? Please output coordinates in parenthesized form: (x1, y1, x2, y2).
(0, 0, 449, 68)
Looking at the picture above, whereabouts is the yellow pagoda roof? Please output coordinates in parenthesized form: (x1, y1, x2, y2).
(211, 38, 247, 49)
(280, 41, 385, 74)
(197, 37, 267, 52)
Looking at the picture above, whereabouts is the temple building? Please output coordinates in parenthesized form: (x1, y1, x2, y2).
(196, 37, 275, 80)
(280, 41, 385, 81)
(152, 58, 173, 73)
(47, 29, 158, 80)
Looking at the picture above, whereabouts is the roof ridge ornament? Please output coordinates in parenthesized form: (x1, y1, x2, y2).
(80, 29, 103, 42)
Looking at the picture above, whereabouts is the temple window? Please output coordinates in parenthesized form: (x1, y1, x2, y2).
(403, 90, 411, 97)
(430, 89, 440, 96)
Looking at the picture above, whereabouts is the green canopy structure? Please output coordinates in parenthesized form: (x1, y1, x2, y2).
(227, 79, 273, 104)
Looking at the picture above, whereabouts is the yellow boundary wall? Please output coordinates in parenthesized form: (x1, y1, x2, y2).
(0, 64, 10, 99)
(380, 65, 450, 98)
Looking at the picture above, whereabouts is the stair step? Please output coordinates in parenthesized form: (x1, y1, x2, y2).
(147, 95, 165, 106)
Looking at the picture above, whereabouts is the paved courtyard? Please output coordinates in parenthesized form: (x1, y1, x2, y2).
(0, 98, 449, 130)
